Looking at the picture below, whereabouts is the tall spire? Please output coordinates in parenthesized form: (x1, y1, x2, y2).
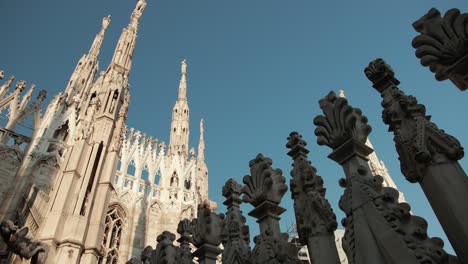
(169, 59, 190, 156)
(109, 0, 147, 74)
(198, 119, 205, 161)
(178, 59, 187, 100)
(89, 15, 111, 57)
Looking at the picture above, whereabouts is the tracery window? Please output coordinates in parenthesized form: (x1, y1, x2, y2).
(100, 206, 124, 264)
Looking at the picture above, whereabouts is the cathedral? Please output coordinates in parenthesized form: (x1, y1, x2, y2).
(0, 1, 409, 264)
(0, 0, 209, 263)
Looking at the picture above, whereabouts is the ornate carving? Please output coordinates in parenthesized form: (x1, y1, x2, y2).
(177, 219, 194, 264)
(412, 8, 468, 90)
(313, 91, 371, 149)
(191, 206, 224, 248)
(242, 154, 288, 206)
(0, 220, 47, 261)
(249, 229, 302, 264)
(365, 58, 464, 182)
(154, 231, 178, 264)
(126, 257, 141, 264)
(141, 246, 153, 264)
(221, 179, 251, 264)
(286, 132, 337, 240)
(313, 90, 455, 263)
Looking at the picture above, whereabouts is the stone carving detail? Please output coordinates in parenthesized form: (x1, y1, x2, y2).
(141, 246, 153, 264)
(154, 231, 178, 264)
(365, 58, 468, 261)
(177, 219, 194, 264)
(412, 8, 468, 90)
(0, 220, 47, 262)
(286, 132, 340, 263)
(221, 179, 251, 264)
(364, 58, 464, 182)
(191, 206, 224, 248)
(314, 90, 456, 264)
(242, 154, 288, 206)
(241, 154, 301, 264)
(313, 91, 371, 149)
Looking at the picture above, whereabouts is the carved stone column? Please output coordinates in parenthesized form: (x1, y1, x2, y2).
(242, 154, 301, 264)
(412, 8, 468, 91)
(221, 179, 251, 264)
(286, 132, 340, 264)
(365, 58, 468, 263)
(191, 205, 224, 264)
(313, 91, 455, 264)
(177, 219, 194, 264)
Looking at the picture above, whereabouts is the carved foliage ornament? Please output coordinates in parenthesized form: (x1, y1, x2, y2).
(154, 231, 178, 264)
(365, 58, 464, 182)
(286, 132, 337, 240)
(313, 91, 371, 150)
(412, 8, 468, 90)
(242, 154, 288, 207)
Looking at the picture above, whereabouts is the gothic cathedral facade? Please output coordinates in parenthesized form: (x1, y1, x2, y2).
(0, 1, 209, 263)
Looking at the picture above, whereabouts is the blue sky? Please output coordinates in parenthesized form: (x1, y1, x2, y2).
(2, 0, 467, 255)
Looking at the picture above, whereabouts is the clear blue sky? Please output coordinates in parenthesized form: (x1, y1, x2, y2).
(2, 0, 467, 255)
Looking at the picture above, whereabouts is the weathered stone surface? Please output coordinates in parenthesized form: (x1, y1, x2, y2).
(286, 131, 340, 264)
(0, 220, 47, 262)
(221, 179, 251, 264)
(314, 91, 455, 264)
(412, 8, 468, 91)
(242, 154, 301, 264)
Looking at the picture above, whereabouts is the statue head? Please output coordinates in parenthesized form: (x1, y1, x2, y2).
(0, 70, 4, 80)
(102, 15, 111, 30)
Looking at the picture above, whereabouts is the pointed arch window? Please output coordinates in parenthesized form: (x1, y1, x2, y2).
(99, 206, 125, 264)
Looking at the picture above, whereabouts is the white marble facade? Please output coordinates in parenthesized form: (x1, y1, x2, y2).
(0, 1, 208, 263)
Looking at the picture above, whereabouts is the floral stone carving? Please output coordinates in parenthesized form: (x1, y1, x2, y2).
(412, 8, 468, 91)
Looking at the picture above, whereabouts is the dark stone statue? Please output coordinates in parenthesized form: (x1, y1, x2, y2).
(0, 220, 47, 263)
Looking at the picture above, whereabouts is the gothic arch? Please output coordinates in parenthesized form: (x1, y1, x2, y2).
(100, 204, 127, 264)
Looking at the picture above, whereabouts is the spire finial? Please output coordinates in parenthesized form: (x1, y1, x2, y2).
(198, 118, 205, 160)
(89, 15, 111, 57)
(339, 90, 346, 98)
(181, 59, 187, 75)
(178, 59, 188, 100)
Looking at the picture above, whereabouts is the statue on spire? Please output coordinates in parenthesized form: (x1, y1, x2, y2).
(102, 15, 111, 31)
(181, 59, 187, 75)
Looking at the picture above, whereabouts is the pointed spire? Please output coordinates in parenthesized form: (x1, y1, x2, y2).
(109, 0, 147, 73)
(198, 119, 205, 161)
(89, 15, 110, 57)
(178, 59, 187, 100)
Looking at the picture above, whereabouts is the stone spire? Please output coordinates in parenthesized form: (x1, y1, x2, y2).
(109, 0, 147, 75)
(198, 119, 205, 161)
(89, 15, 110, 58)
(169, 59, 190, 156)
(179, 59, 187, 100)
(64, 15, 110, 102)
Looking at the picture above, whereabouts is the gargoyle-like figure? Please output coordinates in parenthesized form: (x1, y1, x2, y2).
(412, 8, 468, 91)
(0, 220, 46, 262)
(364, 58, 464, 182)
(314, 90, 457, 264)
